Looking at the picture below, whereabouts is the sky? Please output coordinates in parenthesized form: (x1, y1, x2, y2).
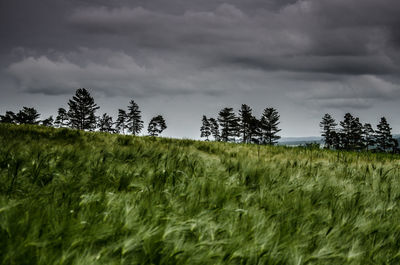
(1, 0, 400, 139)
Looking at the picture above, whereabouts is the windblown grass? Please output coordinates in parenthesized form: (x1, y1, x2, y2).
(1, 124, 400, 264)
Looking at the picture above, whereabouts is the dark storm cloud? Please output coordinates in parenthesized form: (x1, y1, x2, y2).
(287, 74, 400, 110)
(229, 54, 398, 75)
(65, 1, 400, 74)
(5, 49, 228, 97)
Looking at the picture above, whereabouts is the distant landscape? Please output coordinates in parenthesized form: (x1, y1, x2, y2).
(279, 136, 400, 147)
(278, 136, 322, 146)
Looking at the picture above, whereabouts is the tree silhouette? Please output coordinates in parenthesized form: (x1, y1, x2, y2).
(238, 104, 253, 143)
(208, 118, 220, 141)
(249, 116, 261, 144)
(330, 131, 341, 150)
(200, 115, 211, 140)
(148, 115, 167, 136)
(115, 109, 128, 134)
(259, 107, 281, 145)
(98, 113, 115, 133)
(339, 113, 366, 150)
(351, 117, 364, 150)
(376, 117, 393, 152)
(0, 111, 16, 124)
(320, 114, 337, 149)
(41, 116, 54, 127)
(362, 123, 375, 151)
(15, 107, 40, 125)
(218, 107, 238, 142)
(127, 100, 143, 135)
(55, 108, 69, 128)
(390, 138, 399, 154)
(67, 88, 99, 130)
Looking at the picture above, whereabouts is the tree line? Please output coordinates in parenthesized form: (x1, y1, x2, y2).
(320, 113, 399, 153)
(200, 104, 281, 145)
(0, 88, 167, 137)
(1, 89, 399, 154)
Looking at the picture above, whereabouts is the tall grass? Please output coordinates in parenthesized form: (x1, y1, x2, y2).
(1, 124, 400, 264)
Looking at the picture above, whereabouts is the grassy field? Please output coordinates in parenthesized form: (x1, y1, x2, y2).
(1, 124, 400, 264)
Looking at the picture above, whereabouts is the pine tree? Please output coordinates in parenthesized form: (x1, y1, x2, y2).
(0, 111, 16, 124)
(208, 118, 220, 141)
(330, 131, 341, 150)
(55, 108, 69, 128)
(217, 107, 238, 142)
(320, 114, 337, 149)
(390, 138, 399, 154)
(249, 116, 261, 144)
(238, 104, 253, 143)
(200, 115, 211, 140)
(67, 88, 99, 131)
(351, 117, 364, 150)
(339, 113, 364, 151)
(97, 113, 115, 133)
(362, 123, 375, 151)
(376, 117, 393, 152)
(41, 116, 54, 127)
(115, 109, 128, 134)
(14, 107, 40, 125)
(147, 115, 167, 136)
(259, 107, 281, 145)
(339, 113, 355, 150)
(127, 100, 143, 135)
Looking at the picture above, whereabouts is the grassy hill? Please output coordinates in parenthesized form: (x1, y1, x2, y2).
(1, 124, 400, 264)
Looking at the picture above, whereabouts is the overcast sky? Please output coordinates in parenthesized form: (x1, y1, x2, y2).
(1, 0, 400, 138)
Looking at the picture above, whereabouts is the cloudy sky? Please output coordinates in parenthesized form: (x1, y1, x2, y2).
(1, 0, 400, 138)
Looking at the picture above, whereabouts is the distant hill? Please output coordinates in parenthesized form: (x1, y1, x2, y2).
(279, 134, 400, 147)
(278, 136, 322, 146)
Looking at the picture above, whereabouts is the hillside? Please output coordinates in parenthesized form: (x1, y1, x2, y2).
(1, 124, 400, 264)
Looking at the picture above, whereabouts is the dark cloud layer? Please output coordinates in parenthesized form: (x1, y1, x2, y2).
(1, 0, 400, 137)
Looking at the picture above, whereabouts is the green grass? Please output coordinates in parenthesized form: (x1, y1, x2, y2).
(1, 124, 400, 264)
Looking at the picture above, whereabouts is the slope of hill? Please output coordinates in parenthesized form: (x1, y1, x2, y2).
(1, 124, 400, 264)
